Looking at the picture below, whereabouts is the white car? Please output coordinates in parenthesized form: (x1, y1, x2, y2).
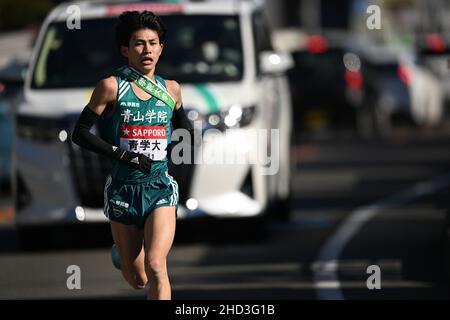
(14, 0, 294, 233)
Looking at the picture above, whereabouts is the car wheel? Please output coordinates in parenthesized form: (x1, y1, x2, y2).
(269, 131, 294, 221)
(375, 107, 392, 138)
(356, 105, 377, 139)
(14, 173, 31, 212)
(441, 210, 450, 284)
(271, 194, 292, 221)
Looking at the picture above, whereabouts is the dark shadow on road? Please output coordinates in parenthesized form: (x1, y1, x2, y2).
(0, 217, 272, 253)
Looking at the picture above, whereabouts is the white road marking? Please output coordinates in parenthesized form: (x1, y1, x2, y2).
(313, 171, 450, 300)
(172, 280, 432, 291)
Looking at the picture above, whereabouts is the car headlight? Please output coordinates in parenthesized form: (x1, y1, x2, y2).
(235, 105, 256, 127)
(186, 105, 256, 132)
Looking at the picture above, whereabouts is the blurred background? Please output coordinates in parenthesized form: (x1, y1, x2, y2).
(0, 0, 450, 300)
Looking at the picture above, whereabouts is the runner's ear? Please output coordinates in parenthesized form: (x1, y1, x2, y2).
(120, 45, 129, 58)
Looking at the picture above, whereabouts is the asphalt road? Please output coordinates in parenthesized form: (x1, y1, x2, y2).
(0, 125, 450, 300)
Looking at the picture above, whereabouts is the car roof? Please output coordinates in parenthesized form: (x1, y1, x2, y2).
(48, 0, 264, 21)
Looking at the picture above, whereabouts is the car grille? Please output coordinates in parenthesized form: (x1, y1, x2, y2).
(16, 114, 71, 142)
(16, 114, 111, 208)
(67, 142, 111, 208)
(16, 114, 196, 208)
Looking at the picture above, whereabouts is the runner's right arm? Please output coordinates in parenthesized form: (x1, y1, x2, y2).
(71, 77, 152, 174)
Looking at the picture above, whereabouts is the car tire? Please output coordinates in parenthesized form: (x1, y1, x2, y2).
(269, 131, 294, 222)
(270, 194, 292, 221)
(14, 173, 31, 213)
(441, 210, 450, 284)
(375, 107, 392, 138)
(357, 105, 375, 139)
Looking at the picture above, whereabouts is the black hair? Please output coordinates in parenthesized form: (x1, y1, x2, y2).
(115, 11, 167, 49)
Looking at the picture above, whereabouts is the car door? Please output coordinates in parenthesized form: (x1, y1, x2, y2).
(251, 9, 292, 200)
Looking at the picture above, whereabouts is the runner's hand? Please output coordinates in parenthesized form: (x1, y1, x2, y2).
(113, 148, 153, 174)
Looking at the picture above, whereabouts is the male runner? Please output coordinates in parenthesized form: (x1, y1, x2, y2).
(72, 10, 193, 300)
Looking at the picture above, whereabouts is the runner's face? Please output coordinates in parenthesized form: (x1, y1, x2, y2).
(122, 28, 163, 75)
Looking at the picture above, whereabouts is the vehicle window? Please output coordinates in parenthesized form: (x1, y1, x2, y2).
(251, 10, 273, 74)
(31, 18, 124, 89)
(364, 62, 397, 75)
(158, 15, 243, 83)
(252, 11, 273, 54)
(291, 49, 345, 81)
(31, 15, 243, 89)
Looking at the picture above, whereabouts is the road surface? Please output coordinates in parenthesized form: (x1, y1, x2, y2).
(0, 126, 449, 300)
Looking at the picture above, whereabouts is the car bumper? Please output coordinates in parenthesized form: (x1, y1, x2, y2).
(15, 123, 267, 226)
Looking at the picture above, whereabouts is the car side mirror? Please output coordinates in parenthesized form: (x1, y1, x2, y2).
(259, 51, 294, 75)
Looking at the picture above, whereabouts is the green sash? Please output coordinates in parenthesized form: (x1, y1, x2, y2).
(115, 66, 176, 110)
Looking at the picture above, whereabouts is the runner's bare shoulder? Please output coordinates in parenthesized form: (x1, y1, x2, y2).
(88, 76, 118, 115)
(165, 80, 182, 109)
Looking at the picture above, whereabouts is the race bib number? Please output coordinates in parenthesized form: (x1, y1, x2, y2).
(120, 125, 167, 161)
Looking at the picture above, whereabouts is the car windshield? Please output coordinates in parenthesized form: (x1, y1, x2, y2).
(292, 49, 345, 70)
(364, 63, 398, 75)
(291, 49, 346, 82)
(31, 15, 243, 88)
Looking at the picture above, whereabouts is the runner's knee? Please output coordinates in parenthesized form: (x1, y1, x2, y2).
(145, 257, 167, 278)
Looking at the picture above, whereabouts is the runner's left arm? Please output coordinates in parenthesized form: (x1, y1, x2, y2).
(168, 80, 194, 137)
(72, 77, 153, 174)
